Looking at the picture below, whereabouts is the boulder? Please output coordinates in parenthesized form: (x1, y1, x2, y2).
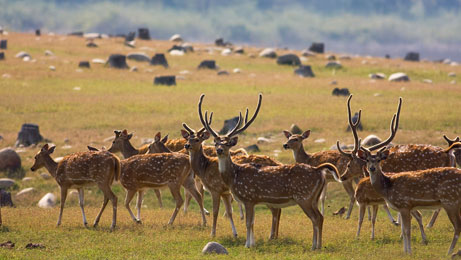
(0, 52, 4, 60)
(15, 123, 43, 147)
(277, 54, 301, 66)
(106, 54, 129, 69)
(16, 187, 35, 197)
(389, 72, 410, 82)
(234, 46, 244, 54)
(125, 32, 136, 42)
(309, 42, 324, 53)
(221, 49, 232, 56)
(168, 45, 187, 53)
(325, 61, 342, 69)
(92, 58, 106, 64)
(0, 40, 6, 49)
(68, 31, 84, 37)
(154, 76, 176, 86)
(219, 116, 240, 135)
(290, 124, 302, 134)
(202, 242, 228, 255)
(127, 53, 150, 62)
(169, 50, 184, 56)
(0, 190, 13, 207)
(0, 148, 21, 171)
(37, 193, 56, 208)
(35, 29, 41, 36)
(78, 61, 90, 68)
(15, 51, 30, 59)
(198, 60, 217, 69)
(245, 144, 260, 153)
(86, 42, 98, 48)
(215, 38, 231, 47)
(169, 34, 183, 42)
(362, 135, 382, 147)
(180, 43, 194, 53)
(0, 178, 15, 189)
(346, 112, 363, 131)
(150, 54, 169, 68)
(125, 41, 136, 48)
(326, 55, 336, 60)
(404, 52, 419, 62)
(332, 88, 350, 97)
(138, 28, 151, 40)
(301, 49, 316, 57)
(259, 48, 277, 58)
(369, 73, 386, 79)
(294, 65, 315, 77)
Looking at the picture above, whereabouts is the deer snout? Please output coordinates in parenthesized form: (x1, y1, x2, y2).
(30, 167, 36, 171)
(369, 166, 376, 172)
(283, 143, 289, 149)
(184, 143, 190, 149)
(216, 147, 224, 155)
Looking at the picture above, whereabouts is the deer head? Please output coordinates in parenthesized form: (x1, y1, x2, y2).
(107, 129, 133, 153)
(282, 130, 311, 150)
(147, 132, 171, 153)
(181, 113, 213, 152)
(31, 144, 56, 171)
(443, 135, 461, 166)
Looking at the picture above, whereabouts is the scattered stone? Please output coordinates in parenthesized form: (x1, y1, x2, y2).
(330, 80, 338, 85)
(154, 76, 176, 86)
(15, 124, 43, 147)
(16, 187, 35, 197)
(40, 172, 52, 180)
(217, 70, 229, 76)
(0, 241, 14, 249)
(37, 193, 56, 208)
(369, 73, 386, 79)
(15, 51, 30, 59)
(130, 66, 138, 72)
(385, 54, 391, 59)
(125, 32, 136, 42)
(106, 54, 129, 69)
(404, 52, 420, 62)
(314, 138, 325, 143)
(86, 42, 98, 48)
(35, 29, 41, 36)
(339, 55, 351, 60)
(169, 50, 184, 56)
(0, 40, 6, 49)
(448, 72, 456, 77)
(198, 60, 217, 69)
(233, 68, 241, 73)
(150, 53, 169, 68)
(451, 62, 459, 66)
(234, 46, 244, 54)
(309, 42, 324, 53)
(62, 145, 72, 150)
(138, 28, 151, 40)
(221, 48, 232, 56)
(290, 124, 302, 134)
(332, 88, 350, 96)
(215, 38, 231, 47)
(92, 58, 106, 64)
(78, 61, 90, 68)
(245, 144, 260, 153)
(0, 178, 15, 189)
(325, 61, 342, 69)
(180, 43, 194, 52)
(169, 34, 183, 42)
(294, 65, 315, 77)
(68, 31, 83, 37)
(450, 80, 456, 84)
(25, 243, 45, 249)
(73, 86, 81, 91)
(277, 54, 301, 66)
(44, 50, 54, 56)
(23, 56, 31, 62)
(124, 41, 136, 48)
(2, 73, 11, 79)
(168, 45, 187, 53)
(326, 55, 336, 60)
(301, 49, 316, 57)
(0, 190, 13, 207)
(259, 48, 277, 58)
(22, 177, 34, 182)
(422, 79, 433, 84)
(346, 112, 363, 131)
(125, 52, 149, 62)
(257, 137, 270, 144)
(374, 93, 381, 97)
(389, 72, 410, 82)
(179, 70, 190, 75)
(0, 148, 21, 171)
(219, 117, 240, 134)
(202, 242, 228, 255)
(362, 135, 382, 147)
(176, 75, 185, 80)
(83, 33, 100, 39)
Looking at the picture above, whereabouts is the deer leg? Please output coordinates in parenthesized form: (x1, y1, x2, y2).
(167, 184, 184, 225)
(319, 184, 326, 215)
(183, 189, 192, 214)
(99, 184, 117, 231)
(239, 202, 245, 220)
(93, 196, 109, 227)
(269, 207, 282, 240)
(410, 210, 427, 244)
(136, 190, 144, 222)
(57, 187, 68, 227)
(210, 193, 221, 237)
(222, 193, 238, 237)
(443, 205, 461, 255)
(426, 208, 441, 228)
(77, 188, 88, 227)
(356, 203, 366, 238)
(244, 203, 256, 248)
(343, 180, 355, 219)
(153, 189, 163, 208)
(123, 189, 138, 223)
(297, 199, 323, 250)
(383, 204, 399, 226)
(367, 207, 372, 221)
(182, 176, 207, 226)
(371, 205, 378, 240)
(400, 209, 412, 254)
(196, 179, 209, 216)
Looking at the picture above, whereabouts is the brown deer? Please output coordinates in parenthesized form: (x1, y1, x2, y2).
(30, 144, 120, 230)
(199, 93, 339, 249)
(444, 135, 461, 167)
(357, 146, 461, 255)
(181, 120, 282, 238)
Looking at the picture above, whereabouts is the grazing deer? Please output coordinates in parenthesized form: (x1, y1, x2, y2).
(283, 130, 353, 218)
(181, 120, 282, 237)
(30, 144, 120, 230)
(357, 146, 461, 255)
(199, 93, 339, 249)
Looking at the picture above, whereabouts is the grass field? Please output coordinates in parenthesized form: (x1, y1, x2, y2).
(0, 32, 460, 259)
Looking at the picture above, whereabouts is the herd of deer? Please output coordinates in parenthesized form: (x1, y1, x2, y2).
(1, 94, 460, 255)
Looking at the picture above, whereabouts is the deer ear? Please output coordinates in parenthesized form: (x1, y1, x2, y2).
(201, 131, 210, 140)
(41, 143, 49, 151)
(283, 130, 292, 139)
(122, 129, 128, 135)
(161, 134, 169, 143)
(357, 149, 367, 160)
(229, 136, 239, 147)
(301, 130, 311, 139)
(48, 146, 56, 154)
(155, 132, 161, 142)
(180, 130, 190, 139)
(114, 130, 121, 136)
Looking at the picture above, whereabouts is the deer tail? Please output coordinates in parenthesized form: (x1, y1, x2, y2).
(113, 155, 121, 182)
(315, 163, 341, 182)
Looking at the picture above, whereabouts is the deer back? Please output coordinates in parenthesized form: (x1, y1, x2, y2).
(233, 154, 282, 168)
(165, 138, 187, 152)
(382, 144, 451, 172)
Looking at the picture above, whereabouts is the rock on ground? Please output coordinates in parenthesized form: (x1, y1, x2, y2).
(0, 148, 21, 171)
(202, 242, 228, 255)
(37, 193, 56, 208)
(389, 72, 410, 82)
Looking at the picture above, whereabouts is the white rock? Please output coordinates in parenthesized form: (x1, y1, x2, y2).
(451, 62, 459, 66)
(91, 58, 106, 64)
(202, 242, 228, 255)
(69, 190, 79, 197)
(2, 73, 11, 79)
(422, 79, 432, 84)
(130, 66, 138, 72)
(221, 48, 232, 56)
(22, 177, 34, 182)
(62, 145, 72, 149)
(0, 178, 15, 189)
(259, 48, 277, 58)
(369, 73, 386, 79)
(38, 193, 56, 208)
(448, 72, 456, 77)
(15, 51, 30, 58)
(16, 187, 35, 197)
(44, 50, 54, 56)
(84, 33, 100, 39)
(257, 137, 271, 144)
(169, 50, 184, 56)
(49, 66, 56, 71)
(389, 72, 410, 82)
(362, 135, 382, 146)
(451, 80, 457, 84)
(73, 86, 81, 91)
(233, 68, 241, 73)
(23, 56, 31, 62)
(314, 138, 325, 143)
(169, 34, 183, 42)
(179, 70, 190, 75)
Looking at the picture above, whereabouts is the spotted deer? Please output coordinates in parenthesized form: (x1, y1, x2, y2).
(357, 146, 461, 255)
(199, 93, 339, 249)
(30, 144, 120, 230)
(444, 135, 461, 167)
(181, 120, 282, 237)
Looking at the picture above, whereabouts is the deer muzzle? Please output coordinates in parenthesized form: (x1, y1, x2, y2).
(184, 143, 190, 149)
(216, 147, 224, 155)
(283, 143, 289, 149)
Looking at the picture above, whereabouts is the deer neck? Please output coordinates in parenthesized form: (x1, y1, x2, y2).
(121, 140, 139, 158)
(43, 155, 58, 178)
(217, 153, 234, 186)
(188, 145, 209, 178)
(368, 167, 392, 197)
(292, 144, 310, 163)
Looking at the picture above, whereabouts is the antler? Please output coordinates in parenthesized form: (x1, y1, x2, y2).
(368, 97, 402, 151)
(337, 95, 362, 158)
(443, 135, 460, 146)
(198, 94, 219, 138)
(182, 112, 213, 135)
(226, 93, 263, 137)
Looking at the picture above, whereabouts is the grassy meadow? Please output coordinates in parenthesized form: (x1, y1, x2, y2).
(0, 32, 460, 259)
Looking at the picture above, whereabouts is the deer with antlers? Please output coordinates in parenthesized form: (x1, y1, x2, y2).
(181, 115, 282, 238)
(198, 93, 340, 249)
(30, 144, 120, 230)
